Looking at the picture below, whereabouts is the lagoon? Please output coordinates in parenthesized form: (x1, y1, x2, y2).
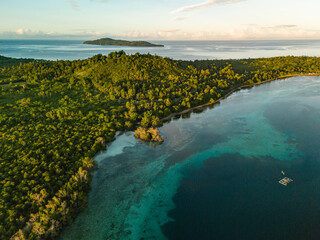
(60, 76, 320, 240)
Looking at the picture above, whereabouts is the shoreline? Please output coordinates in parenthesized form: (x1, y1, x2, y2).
(161, 73, 320, 122)
(9, 70, 320, 239)
(60, 74, 319, 240)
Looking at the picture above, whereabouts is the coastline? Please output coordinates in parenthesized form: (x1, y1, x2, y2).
(60, 73, 319, 239)
(5, 52, 320, 239)
(60, 75, 320, 240)
(161, 73, 320, 122)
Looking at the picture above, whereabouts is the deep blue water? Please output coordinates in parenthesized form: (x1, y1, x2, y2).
(60, 76, 320, 240)
(2, 39, 320, 60)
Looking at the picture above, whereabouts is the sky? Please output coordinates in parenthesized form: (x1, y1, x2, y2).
(1, 0, 320, 40)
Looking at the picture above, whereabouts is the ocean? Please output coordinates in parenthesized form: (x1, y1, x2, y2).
(1, 39, 320, 61)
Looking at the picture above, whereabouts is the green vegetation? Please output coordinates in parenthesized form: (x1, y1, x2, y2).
(134, 127, 163, 143)
(83, 37, 164, 47)
(0, 55, 35, 68)
(1, 52, 320, 239)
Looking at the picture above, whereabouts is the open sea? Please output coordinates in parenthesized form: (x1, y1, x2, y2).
(2, 39, 320, 60)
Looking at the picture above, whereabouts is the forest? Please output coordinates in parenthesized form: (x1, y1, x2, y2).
(1, 52, 320, 239)
(0, 55, 35, 68)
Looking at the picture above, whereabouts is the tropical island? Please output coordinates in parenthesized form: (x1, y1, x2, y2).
(1, 52, 320, 239)
(83, 37, 164, 47)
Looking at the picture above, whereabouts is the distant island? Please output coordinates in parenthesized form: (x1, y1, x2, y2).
(83, 38, 164, 47)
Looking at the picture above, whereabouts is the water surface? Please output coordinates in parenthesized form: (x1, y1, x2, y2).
(61, 76, 320, 240)
(2, 39, 320, 60)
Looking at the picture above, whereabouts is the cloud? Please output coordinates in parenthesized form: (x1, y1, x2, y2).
(119, 25, 320, 41)
(16, 29, 26, 35)
(159, 29, 180, 33)
(172, 0, 246, 14)
(0, 28, 109, 40)
(1, 25, 318, 41)
(90, 0, 109, 2)
(65, 0, 79, 11)
(0, 29, 54, 39)
(274, 25, 297, 29)
(173, 16, 186, 21)
(214, 24, 317, 40)
(15, 28, 42, 35)
(121, 29, 181, 40)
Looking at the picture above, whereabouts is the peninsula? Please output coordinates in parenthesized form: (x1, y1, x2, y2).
(2, 53, 320, 240)
(83, 38, 164, 47)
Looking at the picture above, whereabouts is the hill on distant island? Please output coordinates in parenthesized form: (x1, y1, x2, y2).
(83, 38, 164, 47)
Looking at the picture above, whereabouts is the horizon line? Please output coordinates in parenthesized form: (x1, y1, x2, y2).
(1, 38, 320, 41)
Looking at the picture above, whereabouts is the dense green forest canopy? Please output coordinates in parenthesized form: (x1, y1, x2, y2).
(83, 38, 164, 47)
(1, 52, 320, 239)
(0, 55, 35, 68)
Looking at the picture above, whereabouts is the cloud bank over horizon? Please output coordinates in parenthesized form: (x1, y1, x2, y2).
(1, 24, 319, 41)
(172, 0, 246, 14)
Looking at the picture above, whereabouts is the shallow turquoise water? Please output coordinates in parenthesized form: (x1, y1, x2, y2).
(60, 76, 320, 240)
